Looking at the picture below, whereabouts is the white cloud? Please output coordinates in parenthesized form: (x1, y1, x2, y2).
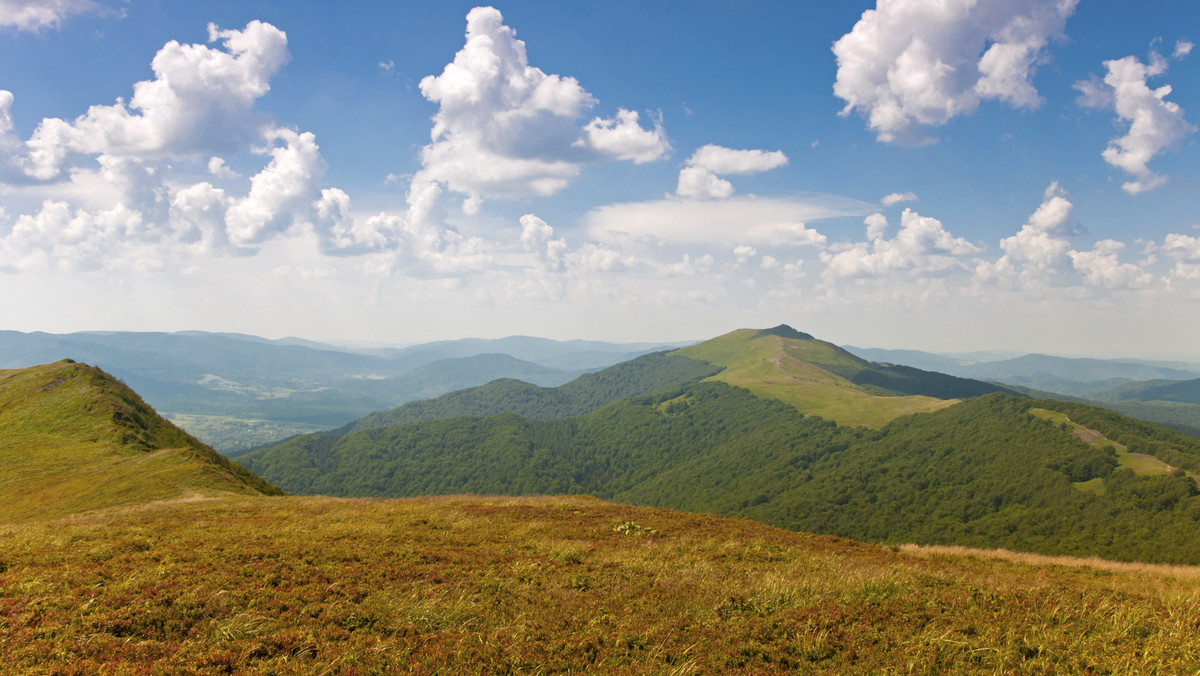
(207, 156, 239, 179)
(999, 181, 1074, 268)
(579, 109, 669, 164)
(519, 213, 566, 271)
(675, 144, 788, 199)
(584, 196, 855, 247)
(662, 253, 714, 277)
(414, 6, 667, 207)
(23, 21, 290, 180)
(225, 128, 325, 248)
(733, 245, 756, 264)
(685, 145, 787, 175)
(833, 0, 1077, 144)
(1069, 239, 1152, 288)
(1075, 53, 1195, 194)
(881, 191, 918, 207)
(0, 0, 106, 32)
(822, 209, 981, 280)
(675, 166, 733, 199)
(1175, 40, 1194, 60)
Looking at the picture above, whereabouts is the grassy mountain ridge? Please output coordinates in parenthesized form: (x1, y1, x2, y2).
(0, 360, 281, 520)
(676, 326, 1010, 427)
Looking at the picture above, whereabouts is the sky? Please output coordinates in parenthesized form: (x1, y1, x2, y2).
(0, 0, 1198, 358)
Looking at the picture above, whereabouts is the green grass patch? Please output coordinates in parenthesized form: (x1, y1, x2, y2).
(678, 329, 954, 428)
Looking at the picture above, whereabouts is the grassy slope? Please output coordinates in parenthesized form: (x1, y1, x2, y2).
(2, 494, 1199, 674)
(677, 328, 955, 427)
(0, 360, 280, 521)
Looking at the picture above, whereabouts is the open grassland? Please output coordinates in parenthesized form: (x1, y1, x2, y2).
(3, 494, 1200, 674)
(679, 330, 953, 428)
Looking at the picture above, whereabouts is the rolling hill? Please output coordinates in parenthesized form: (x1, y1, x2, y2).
(0, 360, 281, 521)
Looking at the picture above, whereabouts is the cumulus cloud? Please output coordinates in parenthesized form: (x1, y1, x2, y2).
(1069, 239, 1152, 288)
(881, 191, 918, 207)
(584, 196, 856, 247)
(414, 6, 668, 207)
(675, 144, 788, 199)
(1075, 53, 1195, 194)
(821, 209, 981, 280)
(23, 21, 290, 180)
(833, 0, 1077, 144)
(1175, 40, 1194, 60)
(519, 213, 567, 271)
(0, 0, 106, 32)
(999, 181, 1075, 268)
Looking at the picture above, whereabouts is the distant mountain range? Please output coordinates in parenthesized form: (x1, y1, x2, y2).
(0, 330, 686, 452)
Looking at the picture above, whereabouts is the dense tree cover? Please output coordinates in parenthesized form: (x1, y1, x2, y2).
(241, 386, 1200, 564)
(339, 352, 722, 433)
(851, 364, 1013, 399)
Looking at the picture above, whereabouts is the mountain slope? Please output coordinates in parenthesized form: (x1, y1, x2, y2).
(242, 377, 1200, 563)
(677, 325, 1008, 427)
(0, 360, 281, 521)
(339, 350, 722, 433)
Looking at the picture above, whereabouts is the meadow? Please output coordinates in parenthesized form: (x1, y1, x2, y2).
(3, 494, 1199, 674)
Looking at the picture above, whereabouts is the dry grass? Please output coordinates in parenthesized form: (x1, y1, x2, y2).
(3, 494, 1200, 674)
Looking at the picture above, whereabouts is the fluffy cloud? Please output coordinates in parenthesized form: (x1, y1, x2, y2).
(833, 0, 1077, 144)
(822, 209, 981, 280)
(415, 6, 668, 207)
(675, 144, 788, 199)
(1175, 40, 1194, 60)
(999, 181, 1074, 268)
(1069, 239, 1152, 288)
(1075, 53, 1195, 194)
(23, 21, 289, 180)
(0, 0, 106, 32)
(519, 213, 566, 271)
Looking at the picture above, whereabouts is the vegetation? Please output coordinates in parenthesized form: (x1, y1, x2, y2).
(675, 326, 1006, 428)
(243, 381, 1200, 564)
(341, 350, 721, 433)
(0, 360, 281, 521)
(4, 494, 1200, 674)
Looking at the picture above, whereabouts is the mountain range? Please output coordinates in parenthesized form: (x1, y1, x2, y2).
(0, 330, 684, 452)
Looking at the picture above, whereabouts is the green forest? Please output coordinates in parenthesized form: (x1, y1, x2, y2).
(242, 383, 1200, 564)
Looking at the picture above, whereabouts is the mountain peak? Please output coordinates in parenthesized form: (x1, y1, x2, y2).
(754, 324, 814, 341)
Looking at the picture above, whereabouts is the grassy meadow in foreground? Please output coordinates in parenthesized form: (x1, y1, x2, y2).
(3, 494, 1200, 674)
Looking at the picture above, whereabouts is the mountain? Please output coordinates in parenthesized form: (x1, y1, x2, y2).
(239, 326, 1200, 563)
(371, 335, 694, 370)
(337, 350, 722, 434)
(845, 345, 1200, 396)
(0, 360, 281, 521)
(676, 325, 1012, 427)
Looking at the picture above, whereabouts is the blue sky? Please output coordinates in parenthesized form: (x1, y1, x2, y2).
(0, 1, 1197, 358)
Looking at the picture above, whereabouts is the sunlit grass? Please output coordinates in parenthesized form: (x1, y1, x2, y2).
(3, 494, 1199, 673)
(678, 329, 953, 428)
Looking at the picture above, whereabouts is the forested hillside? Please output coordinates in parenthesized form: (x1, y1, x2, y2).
(339, 351, 722, 433)
(241, 382, 1200, 564)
